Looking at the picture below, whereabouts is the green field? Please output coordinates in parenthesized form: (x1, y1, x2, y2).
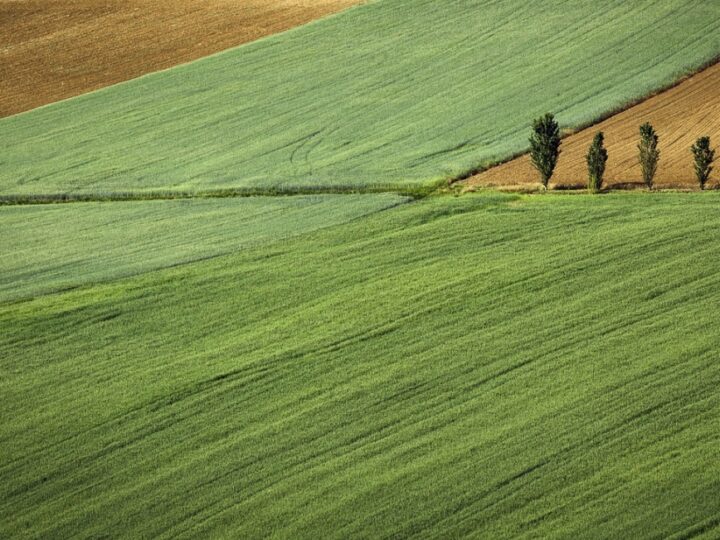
(0, 194, 405, 302)
(3, 193, 720, 537)
(2, 0, 720, 195)
(4, 0, 720, 536)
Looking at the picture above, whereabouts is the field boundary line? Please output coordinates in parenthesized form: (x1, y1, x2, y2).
(0, 183, 442, 206)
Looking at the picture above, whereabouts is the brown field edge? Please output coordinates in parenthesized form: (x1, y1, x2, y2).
(0, 0, 361, 117)
(465, 62, 720, 191)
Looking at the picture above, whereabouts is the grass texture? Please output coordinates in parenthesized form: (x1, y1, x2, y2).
(0, 194, 405, 303)
(2, 0, 720, 194)
(2, 192, 720, 538)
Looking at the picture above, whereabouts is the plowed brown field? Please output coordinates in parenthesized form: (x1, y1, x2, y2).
(466, 63, 720, 190)
(0, 0, 360, 117)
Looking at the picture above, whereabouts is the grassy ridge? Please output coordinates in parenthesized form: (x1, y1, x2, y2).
(2, 193, 719, 537)
(2, 0, 720, 194)
(0, 194, 405, 303)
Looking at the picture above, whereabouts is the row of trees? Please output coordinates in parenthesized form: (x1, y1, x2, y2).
(529, 114, 716, 192)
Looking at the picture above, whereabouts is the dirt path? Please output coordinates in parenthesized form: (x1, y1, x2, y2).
(0, 0, 360, 117)
(466, 62, 720, 190)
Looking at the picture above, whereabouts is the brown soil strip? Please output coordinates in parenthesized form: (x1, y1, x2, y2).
(466, 62, 720, 191)
(0, 0, 360, 117)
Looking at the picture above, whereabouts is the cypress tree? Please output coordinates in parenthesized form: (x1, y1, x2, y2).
(691, 136, 715, 190)
(529, 113, 561, 189)
(586, 131, 608, 193)
(638, 123, 660, 189)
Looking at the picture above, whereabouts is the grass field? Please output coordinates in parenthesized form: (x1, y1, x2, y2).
(0, 194, 405, 303)
(4, 0, 720, 536)
(3, 192, 720, 538)
(2, 0, 720, 195)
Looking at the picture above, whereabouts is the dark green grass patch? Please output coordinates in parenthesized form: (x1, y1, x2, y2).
(2, 193, 719, 537)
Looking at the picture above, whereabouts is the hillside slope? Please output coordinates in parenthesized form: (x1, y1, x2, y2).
(0, 194, 405, 303)
(2, 0, 719, 194)
(468, 62, 720, 189)
(0, 0, 360, 117)
(2, 193, 720, 537)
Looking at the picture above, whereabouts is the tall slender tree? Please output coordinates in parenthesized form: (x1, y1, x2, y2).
(529, 113, 561, 189)
(586, 131, 608, 193)
(638, 123, 660, 189)
(691, 136, 715, 190)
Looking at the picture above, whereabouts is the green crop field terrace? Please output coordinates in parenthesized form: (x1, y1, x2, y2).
(2, 193, 720, 537)
(3, 0, 720, 537)
(1, 0, 720, 195)
(0, 194, 405, 303)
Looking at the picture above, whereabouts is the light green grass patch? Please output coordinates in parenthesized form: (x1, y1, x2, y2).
(2, 0, 719, 194)
(0, 194, 406, 302)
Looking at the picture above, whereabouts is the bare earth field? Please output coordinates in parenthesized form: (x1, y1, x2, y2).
(0, 0, 360, 117)
(466, 63, 720, 190)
